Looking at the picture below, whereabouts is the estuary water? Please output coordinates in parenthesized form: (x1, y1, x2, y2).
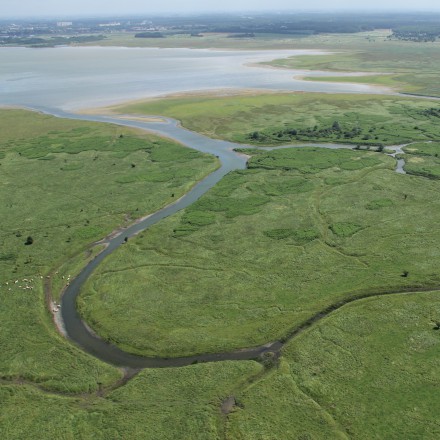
(0, 46, 387, 110)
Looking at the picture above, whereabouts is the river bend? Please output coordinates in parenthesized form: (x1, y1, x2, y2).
(34, 107, 407, 368)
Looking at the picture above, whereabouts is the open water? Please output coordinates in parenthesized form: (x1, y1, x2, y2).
(0, 46, 387, 110)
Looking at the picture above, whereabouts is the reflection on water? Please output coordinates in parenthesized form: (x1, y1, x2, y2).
(0, 46, 388, 110)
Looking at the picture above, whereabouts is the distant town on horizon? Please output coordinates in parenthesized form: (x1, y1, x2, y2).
(2, 11, 440, 47)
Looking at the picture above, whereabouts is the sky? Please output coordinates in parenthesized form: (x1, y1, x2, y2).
(2, 0, 440, 19)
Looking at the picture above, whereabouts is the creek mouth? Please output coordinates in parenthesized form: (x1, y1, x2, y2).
(33, 107, 408, 368)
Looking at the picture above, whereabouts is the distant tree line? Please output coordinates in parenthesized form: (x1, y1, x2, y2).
(211, 24, 373, 35)
(0, 35, 105, 47)
(227, 33, 255, 38)
(391, 26, 440, 42)
(5, 12, 440, 45)
(134, 32, 164, 38)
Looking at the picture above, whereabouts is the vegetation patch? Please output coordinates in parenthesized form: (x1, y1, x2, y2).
(330, 222, 363, 237)
(404, 155, 440, 179)
(190, 189, 270, 219)
(366, 198, 394, 210)
(114, 93, 440, 146)
(182, 210, 217, 227)
(264, 228, 319, 244)
(403, 141, 440, 157)
(247, 147, 383, 173)
(399, 141, 440, 178)
(257, 176, 315, 196)
(173, 211, 217, 237)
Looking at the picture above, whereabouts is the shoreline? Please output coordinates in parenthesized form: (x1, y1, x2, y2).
(77, 88, 296, 115)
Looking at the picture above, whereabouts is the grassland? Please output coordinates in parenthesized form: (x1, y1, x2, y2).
(77, 146, 440, 357)
(79, 31, 323, 50)
(0, 108, 269, 440)
(113, 92, 440, 147)
(226, 291, 440, 439)
(0, 109, 218, 393)
(0, 360, 261, 439)
(401, 142, 440, 179)
(5, 29, 440, 438)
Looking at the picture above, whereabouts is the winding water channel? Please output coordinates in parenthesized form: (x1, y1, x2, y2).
(1, 44, 418, 369)
(29, 106, 410, 369)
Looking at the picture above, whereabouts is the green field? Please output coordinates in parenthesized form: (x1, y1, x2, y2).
(4, 29, 440, 439)
(113, 93, 440, 146)
(80, 31, 310, 49)
(80, 30, 388, 51)
(0, 361, 261, 439)
(402, 142, 440, 179)
(226, 291, 440, 439)
(265, 49, 440, 96)
(77, 146, 440, 357)
(0, 109, 218, 394)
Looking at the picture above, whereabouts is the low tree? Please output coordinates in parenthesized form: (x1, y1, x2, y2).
(332, 120, 341, 131)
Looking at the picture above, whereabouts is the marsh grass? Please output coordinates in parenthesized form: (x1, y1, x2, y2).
(79, 146, 440, 357)
(227, 292, 440, 439)
(402, 141, 440, 178)
(0, 109, 218, 392)
(114, 93, 440, 146)
(4, 30, 440, 438)
(0, 361, 261, 439)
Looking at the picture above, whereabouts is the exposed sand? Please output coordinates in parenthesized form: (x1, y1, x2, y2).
(50, 300, 68, 337)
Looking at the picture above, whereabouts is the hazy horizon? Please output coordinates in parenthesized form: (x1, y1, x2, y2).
(2, 0, 440, 19)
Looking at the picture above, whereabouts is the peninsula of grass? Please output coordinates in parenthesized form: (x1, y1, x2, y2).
(403, 141, 440, 157)
(263, 35, 440, 97)
(401, 141, 440, 179)
(78, 146, 440, 357)
(0, 109, 218, 393)
(112, 93, 440, 146)
(226, 291, 440, 439)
